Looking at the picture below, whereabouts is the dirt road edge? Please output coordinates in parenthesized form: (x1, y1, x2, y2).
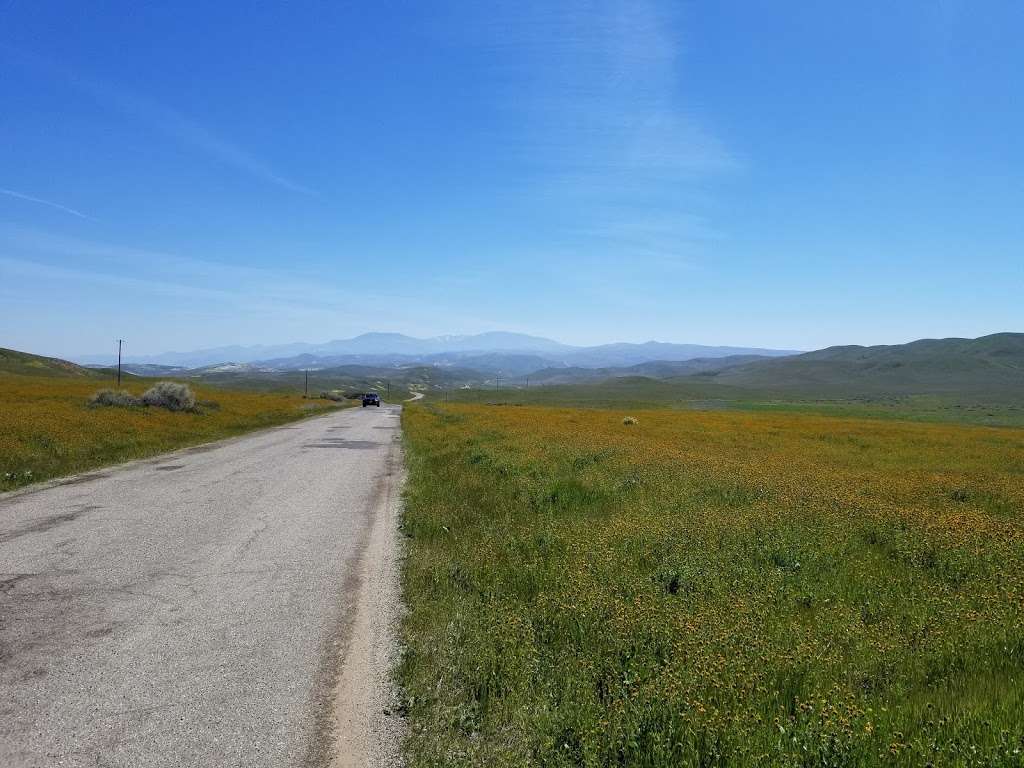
(329, 436, 407, 767)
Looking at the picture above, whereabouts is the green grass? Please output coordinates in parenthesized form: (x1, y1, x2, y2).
(441, 376, 747, 409)
(0, 374, 349, 492)
(737, 396, 1024, 429)
(439, 379, 1024, 428)
(398, 403, 1024, 767)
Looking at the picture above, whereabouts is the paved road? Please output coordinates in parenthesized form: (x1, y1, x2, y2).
(0, 404, 403, 767)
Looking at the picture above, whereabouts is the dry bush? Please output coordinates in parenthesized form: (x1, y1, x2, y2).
(89, 389, 141, 408)
(622, 415, 638, 425)
(141, 381, 196, 412)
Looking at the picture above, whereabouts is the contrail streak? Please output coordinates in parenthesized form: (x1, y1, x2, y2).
(0, 188, 92, 220)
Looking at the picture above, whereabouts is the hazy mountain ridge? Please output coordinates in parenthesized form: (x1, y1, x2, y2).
(76, 332, 798, 370)
(15, 333, 1023, 404)
(75, 331, 573, 366)
(525, 355, 769, 385)
(556, 343, 797, 368)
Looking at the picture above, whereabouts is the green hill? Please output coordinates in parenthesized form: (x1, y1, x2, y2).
(0, 347, 108, 378)
(706, 333, 1024, 401)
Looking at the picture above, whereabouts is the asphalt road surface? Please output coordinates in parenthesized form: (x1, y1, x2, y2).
(0, 403, 404, 767)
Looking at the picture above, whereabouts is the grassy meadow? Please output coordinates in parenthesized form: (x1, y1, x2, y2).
(399, 403, 1024, 766)
(0, 374, 345, 492)
(444, 380, 1024, 429)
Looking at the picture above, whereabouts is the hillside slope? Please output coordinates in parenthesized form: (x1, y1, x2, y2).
(707, 333, 1024, 399)
(0, 347, 107, 378)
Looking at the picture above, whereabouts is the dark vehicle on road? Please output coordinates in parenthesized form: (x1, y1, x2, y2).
(362, 392, 381, 407)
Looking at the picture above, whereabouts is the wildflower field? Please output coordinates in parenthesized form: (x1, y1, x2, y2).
(400, 404, 1024, 767)
(0, 375, 343, 492)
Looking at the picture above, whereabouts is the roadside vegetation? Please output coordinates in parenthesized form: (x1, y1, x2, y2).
(399, 403, 1024, 766)
(91, 380, 199, 411)
(0, 375, 345, 492)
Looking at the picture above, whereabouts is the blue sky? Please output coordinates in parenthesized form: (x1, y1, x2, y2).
(2, 1, 1021, 357)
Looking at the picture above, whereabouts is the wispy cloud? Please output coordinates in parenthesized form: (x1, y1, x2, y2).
(77, 79, 318, 196)
(0, 188, 92, 220)
(472, 1, 738, 185)
(455, 0, 738, 269)
(3, 46, 314, 195)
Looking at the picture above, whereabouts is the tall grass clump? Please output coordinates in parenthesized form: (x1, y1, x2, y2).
(141, 381, 196, 412)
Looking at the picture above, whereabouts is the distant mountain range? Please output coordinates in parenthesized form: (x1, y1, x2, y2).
(523, 355, 770, 385)
(9, 333, 1021, 407)
(75, 332, 800, 372)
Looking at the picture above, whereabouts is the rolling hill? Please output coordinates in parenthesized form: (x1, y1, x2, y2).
(0, 348, 108, 378)
(704, 333, 1024, 400)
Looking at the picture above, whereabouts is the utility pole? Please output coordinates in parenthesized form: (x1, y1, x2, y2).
(117, 339, 124, 387)
(386, 380, 390, 398)
(525, 375, 529, 389)
(304, 369, 309, 397)
(495, 375, 500, 392)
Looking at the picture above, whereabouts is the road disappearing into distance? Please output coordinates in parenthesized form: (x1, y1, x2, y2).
(0, 404, 404, 767)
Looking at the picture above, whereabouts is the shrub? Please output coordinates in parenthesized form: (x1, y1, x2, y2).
(622, 415, 638, 425)
(89, 389, 141, 407)
(141, 381, 196, 412)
